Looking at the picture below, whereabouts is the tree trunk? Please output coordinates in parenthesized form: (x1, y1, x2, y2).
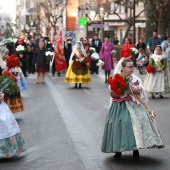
(157, 8, 167, 36)
(122, 23, 132, 45)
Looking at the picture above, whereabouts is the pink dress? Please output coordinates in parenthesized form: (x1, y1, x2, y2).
(99, 42, 114, 70)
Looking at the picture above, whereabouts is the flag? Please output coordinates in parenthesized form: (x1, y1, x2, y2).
(54, 30, 67, 73)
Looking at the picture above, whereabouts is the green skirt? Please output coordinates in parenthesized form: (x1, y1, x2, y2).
(101, 102, 137, 153)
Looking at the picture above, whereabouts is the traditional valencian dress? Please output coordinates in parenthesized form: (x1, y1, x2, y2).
(64, 50, 91, 84)
(144, 53, 170, 95)
(101, 74, 164, 153)
(0, 100, 26, 158)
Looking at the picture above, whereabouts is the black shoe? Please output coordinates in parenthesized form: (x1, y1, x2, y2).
(79, 83, 81, 88)
(75, 84, 77, 88)
(105, 79, 108, 83)
(133, 150, 140, 159)
(96, 72, 99, 75)
(151, 94, 155, 98)
(52, 74, 54, 77)
(159, 95, 163, 98)
(113, 152, 122, 159)
(90, 72, 94, 74)
(25, 74, 28, 77)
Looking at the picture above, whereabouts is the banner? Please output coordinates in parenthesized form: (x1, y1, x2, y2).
(54, 30, 67, 73)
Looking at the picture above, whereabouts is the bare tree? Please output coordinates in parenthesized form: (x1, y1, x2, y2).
(39, 0, 65, 36)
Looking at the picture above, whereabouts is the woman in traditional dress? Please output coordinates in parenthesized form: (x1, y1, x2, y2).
(64, 41, 91, 88)
(144, 45, 170, 98)
(0, 92, 26, 159)
(120, 37, 135, 61)
(101, 58, 164, 159)
(99, 35, 114, 83)
(0, 50, 24, 113)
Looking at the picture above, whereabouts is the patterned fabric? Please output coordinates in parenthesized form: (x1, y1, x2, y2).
(64, 61, 91, 84)
(4, 92, 24, 113)
(101, 101, 164, 153)
(36, 66, 47, 73)
(0, 133, 26, 159)
(16, 73, 28, 91)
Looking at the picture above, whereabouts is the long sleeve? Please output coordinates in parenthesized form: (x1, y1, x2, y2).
(99, 43, 104, 60)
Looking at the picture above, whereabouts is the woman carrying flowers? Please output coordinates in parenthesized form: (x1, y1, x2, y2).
(144, 45, 170, 98)
(101, 58, 164, 159)
(64, 41, 91, 88)
(15, 35, 28, 77)
(120, 37, 135, 61)
(0, 92, 27, 159)
(0, 52, 24, 113)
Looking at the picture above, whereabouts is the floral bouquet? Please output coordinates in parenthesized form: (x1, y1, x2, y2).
(130, 47, 138, 55)
(0, 71, 19, 95)
(146, 64, 155, 73)
(97, 59, 105, 67)
(16, 45, 26, 54)
(108, 73, 130, 94)
(82, 57, 91, 65)
(6, 54, 21, 69)
(45, 51, 53, 61)
(88, 47, 96, 54)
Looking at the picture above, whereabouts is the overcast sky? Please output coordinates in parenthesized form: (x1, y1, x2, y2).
(0, 0, 16, 21)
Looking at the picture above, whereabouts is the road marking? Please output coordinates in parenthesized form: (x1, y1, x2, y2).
(83, 89, 91, 94)
(103, 105, 109, 110)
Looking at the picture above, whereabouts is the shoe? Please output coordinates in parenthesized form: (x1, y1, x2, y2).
(133, 150, 140, 159)
(96, 72, 99, 75)
(79, 83, 82, 88)
(90, 72, 94, 74)
(52, 74, 54, 77)
(159, 95, 163, 98)
(105, 79, 108, 83)
(75, 84, 77, 88)
(41, 81, 45, 84)
(113, 152, 122, 159)
(36, 81, 39, 84)
(25, 74, 28, 77)
(151, 94, 155, 98)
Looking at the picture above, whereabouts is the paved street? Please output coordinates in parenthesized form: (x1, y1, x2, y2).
(0, 69, 170, 170)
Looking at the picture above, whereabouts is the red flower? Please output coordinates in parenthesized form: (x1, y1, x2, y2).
(6, 54, 20, 69)
(108, 74, 130, 94)
(85, 57, 91, 63)
(146, 64, 155, 73)
(2, 71, 18, 82)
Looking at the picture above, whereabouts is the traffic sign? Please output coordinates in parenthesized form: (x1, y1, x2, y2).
(91, 24, 104, 28)
(75, 24, 80, 30)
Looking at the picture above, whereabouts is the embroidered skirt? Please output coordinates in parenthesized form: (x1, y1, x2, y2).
(64, 61, 91, 84)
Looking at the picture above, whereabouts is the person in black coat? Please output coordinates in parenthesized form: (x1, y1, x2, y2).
(27, 37, 36, 74)
(15, 35, 28, 77)
(63, 35, 72, 68)
(33, 41, 47, 84)
(91, 35, 102, 74)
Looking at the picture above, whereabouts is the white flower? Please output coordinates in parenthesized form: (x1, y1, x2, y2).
(130, 47, 138, 54)
(89, 47, 96, 52)
(97, 59, 104, 66)
(16, 45, 25, 51)
(45, 51, 53, 56)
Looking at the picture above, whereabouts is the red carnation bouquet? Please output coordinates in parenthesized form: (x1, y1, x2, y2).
(6, 54, 21, 69)
(108, 73, 130, 94)
(82, 57, 91, 65)
(0, 71, 19, 95)
(146, 64, 155, 74)
(2, 71, 18, 83)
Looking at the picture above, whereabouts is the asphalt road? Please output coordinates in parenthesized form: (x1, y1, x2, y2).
(0, 69, 170, 170)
